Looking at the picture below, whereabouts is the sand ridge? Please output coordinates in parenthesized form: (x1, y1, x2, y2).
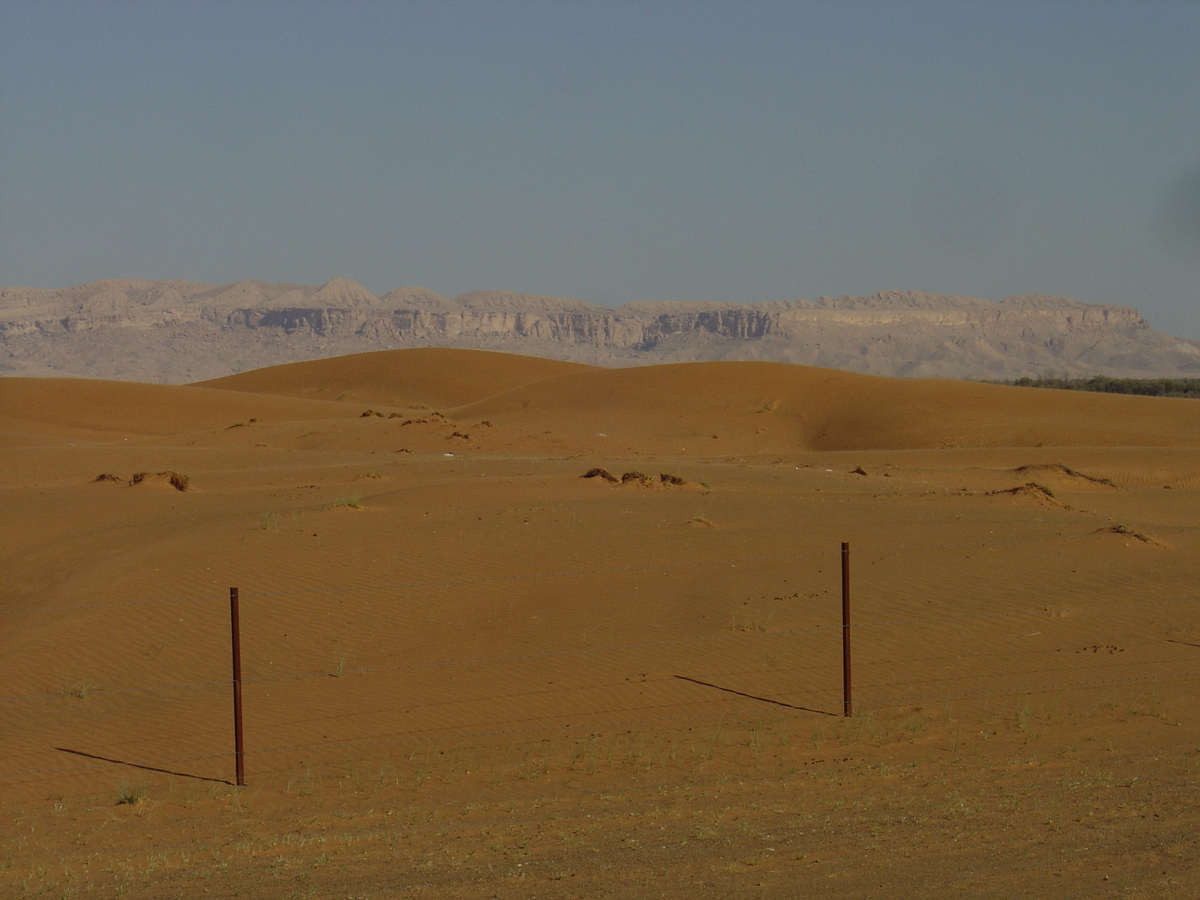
(197, 346, 595, 409)
(455, 358, 1200, 452)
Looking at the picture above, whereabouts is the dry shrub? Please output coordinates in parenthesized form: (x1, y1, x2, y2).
(360, 409, 385, 418)
(449, 431, 471, 440)
(130, 471, 190, 492)
(1014, 463, 1118, 488)
(94, 473, 124, 484)
(990, 481, 1054, 498)
(620, 471, 656, 487)
(397, 414, 453, 427)
(1092, 524, 1169, 547)
(582, 467, 619, 483)
(659, 473, 686, 486)
(988, 482, 1070, 510)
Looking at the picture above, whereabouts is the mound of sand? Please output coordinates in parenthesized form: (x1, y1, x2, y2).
(198, 347, 594, 410)
(92, 471, 189, 491)
(458, 359, 1200, 453)
(1012, 463, 1118, 491)
(8, 351, 1200, 456)
(0, 377, 355, 438)
(1091, 524, 1171, 548)
(988, 482, 1072, 509)
(130, 471, 190, 491)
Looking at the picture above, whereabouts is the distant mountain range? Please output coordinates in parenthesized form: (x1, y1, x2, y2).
(2, 277, 1198, 383)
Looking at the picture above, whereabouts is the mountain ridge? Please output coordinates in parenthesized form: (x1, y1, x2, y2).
(2, 277, 1197, 383)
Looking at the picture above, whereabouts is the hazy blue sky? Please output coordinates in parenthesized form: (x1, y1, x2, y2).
(2, 1, 1198, 336)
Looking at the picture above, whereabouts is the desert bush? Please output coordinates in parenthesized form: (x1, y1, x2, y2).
(116, 782, 147, 806)
(130, 471, 189, 491)
(621, 471, 655, 486)
(582, 467, 619, 482)
(62, 677, 98, 699)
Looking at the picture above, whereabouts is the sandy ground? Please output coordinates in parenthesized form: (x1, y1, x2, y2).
(2, 348, 1199, 898)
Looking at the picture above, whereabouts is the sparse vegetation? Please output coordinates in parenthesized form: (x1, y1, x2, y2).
(1000, 375, 1200, 398)
(130, 470, 190, 491)
(62, 677, 98, 699)
(115, 782, 147, 806)
(729, 608, 773, 632)
(1092, 523, 1168, 546)
(988, 481, 1056, 499)
(1012, 463, 1117, 487)
(582, 467, 619, 482)
(396, 412, 452, 426)
(324, 492, 363, 509)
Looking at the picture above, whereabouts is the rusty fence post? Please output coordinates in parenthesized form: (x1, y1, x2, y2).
(229, 587, 246, 786)
(841, 543, 852, 718)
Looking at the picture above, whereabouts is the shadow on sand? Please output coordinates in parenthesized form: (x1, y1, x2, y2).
(55, 747, 233, 785)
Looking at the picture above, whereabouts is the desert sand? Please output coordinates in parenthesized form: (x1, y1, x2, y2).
(2, 348, 1199, 898)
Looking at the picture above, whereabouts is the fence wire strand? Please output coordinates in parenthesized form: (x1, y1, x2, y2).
(2, 529, 1199, 793)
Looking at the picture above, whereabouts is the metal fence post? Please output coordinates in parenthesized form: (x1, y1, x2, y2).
(841, 543, 852, 718)
(230, 587, 246, 786)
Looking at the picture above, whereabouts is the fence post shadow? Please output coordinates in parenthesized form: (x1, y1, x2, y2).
(54, 748, 234, 785)
(673, 675, 840, 717)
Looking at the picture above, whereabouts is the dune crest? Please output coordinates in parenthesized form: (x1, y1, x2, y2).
(6, 349, 1197, 453)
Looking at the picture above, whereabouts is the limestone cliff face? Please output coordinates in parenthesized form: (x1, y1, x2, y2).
(1, 278, 1197, 383)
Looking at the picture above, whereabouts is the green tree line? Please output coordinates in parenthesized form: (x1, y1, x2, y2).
(996, 375, 1200, 398)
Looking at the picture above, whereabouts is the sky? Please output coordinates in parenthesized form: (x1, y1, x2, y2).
(1, 0, 1198, 337)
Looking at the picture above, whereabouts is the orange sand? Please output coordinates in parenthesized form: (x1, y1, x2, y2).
(2, 349, 1198, 898)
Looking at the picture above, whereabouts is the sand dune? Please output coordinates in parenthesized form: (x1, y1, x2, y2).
(194, 349, 1200, 453)
(6, 349, 1196, 455)
(2, 348, 1199, 898)
(0, 376, 357, 441)
(198, 347, 594, 409)
(457, 358, 1200, 452)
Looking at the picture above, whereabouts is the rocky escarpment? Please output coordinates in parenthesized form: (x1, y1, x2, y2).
(1, 277, 1197, 383)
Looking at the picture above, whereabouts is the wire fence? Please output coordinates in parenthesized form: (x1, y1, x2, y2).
(1, 529, 1197, 793)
